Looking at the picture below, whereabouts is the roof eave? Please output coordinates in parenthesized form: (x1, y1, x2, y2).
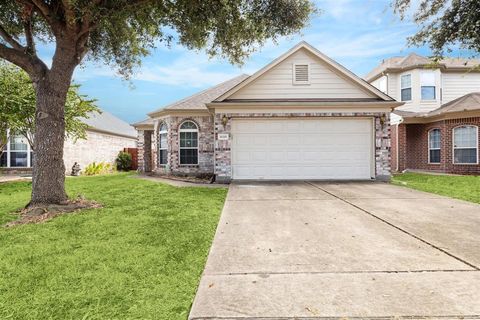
(207, 100, 404, 108)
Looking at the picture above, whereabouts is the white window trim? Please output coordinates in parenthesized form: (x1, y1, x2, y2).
(158, 123, 168, 166)
(178, 120, 199, 166)
(452, 125, 479, 165)
(400, 74, 412, 102)
(1, 129, 32, 168)
(292, 63, 311, 85)
(428, 128, 441, 164)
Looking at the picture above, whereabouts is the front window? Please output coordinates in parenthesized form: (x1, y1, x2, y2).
(158, 123, 168, 165)
(453, 126, 478, 164)
(179, 121, 198, 165)
(401, 74, 412, 101)
(428, 129, 441, 163)
(421, 72, 436, 100)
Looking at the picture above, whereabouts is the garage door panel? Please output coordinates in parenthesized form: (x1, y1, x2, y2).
(231, 118, 373, 180)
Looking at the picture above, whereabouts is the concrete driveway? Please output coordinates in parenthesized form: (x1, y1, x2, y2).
(189, 181, 480, 319)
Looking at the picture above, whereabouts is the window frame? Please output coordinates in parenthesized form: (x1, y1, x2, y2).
(292, 63, 311, 85)
(1, 129, 33, 168)
(420, 72, 436, 101)
(428, 128, 441, 164)
(400, 74, 412, 102)
(178, 120, 199, 165)
(158, 122, 168, 166)
(452, 125, 478, 165)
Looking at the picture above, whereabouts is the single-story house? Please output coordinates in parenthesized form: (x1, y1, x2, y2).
(134, 41, 402, 182)
(1, 110, 137, 174)
(365, 53, 480, 174)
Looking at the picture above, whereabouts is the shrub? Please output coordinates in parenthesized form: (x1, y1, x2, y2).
(82, 162, 115, 176)
(115, 151, 132, 171)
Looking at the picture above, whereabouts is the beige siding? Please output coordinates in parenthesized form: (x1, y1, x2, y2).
(230, 48, 375, 100)
(63, 130, 136, 174)
(392, 69, 442, 113)
(442, 72, 480, 103)
(387, 73, 397, 100)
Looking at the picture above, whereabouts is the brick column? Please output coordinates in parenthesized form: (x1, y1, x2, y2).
(397, 123, 407, 172)
(143, 130, 153, 173)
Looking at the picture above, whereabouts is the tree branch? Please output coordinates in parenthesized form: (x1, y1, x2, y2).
(0, 24, 24, 51)
(21, 3, 36, 55)
(0, 43, 47, 79)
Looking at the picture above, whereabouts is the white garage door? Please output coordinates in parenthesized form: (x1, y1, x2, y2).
(231, 118, 374, 180)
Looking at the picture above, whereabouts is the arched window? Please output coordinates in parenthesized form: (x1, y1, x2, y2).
(428, 129, 441, 163)
(453, 125, 478, 164)
(179, 121, 198, 165)
(158, 123, 168, 165)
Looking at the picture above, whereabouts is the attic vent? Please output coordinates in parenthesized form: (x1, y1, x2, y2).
(293, 63, 310, 84)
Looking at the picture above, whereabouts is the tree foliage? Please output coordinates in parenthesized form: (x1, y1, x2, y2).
(0, 0, 316, 78)
(393, 0, 480, 59)
(0, 62, 99, 150)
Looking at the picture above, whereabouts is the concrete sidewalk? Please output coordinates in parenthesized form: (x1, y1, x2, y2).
(189, 181, 480, 319)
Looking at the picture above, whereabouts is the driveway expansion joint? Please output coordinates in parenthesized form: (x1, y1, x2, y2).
(205, 269, 478, 276)
(305, 181, 480, 271)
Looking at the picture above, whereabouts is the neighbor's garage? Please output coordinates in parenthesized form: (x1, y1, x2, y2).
(231, 118, 374, 180)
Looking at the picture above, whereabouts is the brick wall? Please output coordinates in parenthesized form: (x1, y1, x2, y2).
(143, 115, 215, 177)
(398, 117, 480, 174)
(63, 130, 136, 174)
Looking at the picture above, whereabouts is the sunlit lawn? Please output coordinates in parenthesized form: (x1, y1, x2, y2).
(392, 172, 480, 204)
(0, 173, 227, 319)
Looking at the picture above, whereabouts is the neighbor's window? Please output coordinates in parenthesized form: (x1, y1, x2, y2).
(421, 72, 436, 100)
(401, 74, 412, 101)
(158, 123, 168, 165)
(179, 121, 198, 165)
(453, 126, 478, 164)
(428, 129, 441, 163)
(9, 133, 29, 167)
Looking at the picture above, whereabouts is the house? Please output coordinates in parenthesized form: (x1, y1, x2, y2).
(1, 109, 137, 174)
(365, 53, 480, 174)
(133, 41, 402, 182)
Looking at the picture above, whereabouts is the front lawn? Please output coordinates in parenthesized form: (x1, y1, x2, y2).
(392, 172, 480, 204)
(0, 173, 227, 319)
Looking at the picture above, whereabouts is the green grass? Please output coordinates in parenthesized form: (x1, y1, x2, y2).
(392, 172, 480, 204)
(0, 173, 227, 320)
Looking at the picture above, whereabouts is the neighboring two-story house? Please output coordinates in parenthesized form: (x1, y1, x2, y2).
(366, 53, 480, 174)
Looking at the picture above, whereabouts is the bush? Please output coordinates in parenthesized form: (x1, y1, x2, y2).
(82, 162, 115, 176)
(115, 151, 132, 171)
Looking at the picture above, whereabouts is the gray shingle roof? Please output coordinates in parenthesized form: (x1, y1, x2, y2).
(148, 74, 249, 115)
(81, 110, 137, 138)
(395, 92, 480, 119)
(365, 53, 480, 81)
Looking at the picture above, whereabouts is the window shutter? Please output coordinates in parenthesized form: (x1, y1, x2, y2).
(293, 64, 309, 84)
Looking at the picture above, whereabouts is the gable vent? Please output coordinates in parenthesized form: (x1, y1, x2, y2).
(293, 63, 310, 84)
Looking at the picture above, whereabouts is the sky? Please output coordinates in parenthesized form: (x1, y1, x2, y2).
(35, 0, 444, 124)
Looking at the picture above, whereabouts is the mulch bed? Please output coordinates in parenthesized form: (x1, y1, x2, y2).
(5, 197, 102, 227)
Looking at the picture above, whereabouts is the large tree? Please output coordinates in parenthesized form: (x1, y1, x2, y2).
(393, 0, 480, 59)
(0, 0, 315, 205)
(0, 62, 98, 152)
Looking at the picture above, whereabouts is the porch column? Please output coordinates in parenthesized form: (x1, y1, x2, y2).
(143, 130, 153, 173)
(397, 123, 407, 172)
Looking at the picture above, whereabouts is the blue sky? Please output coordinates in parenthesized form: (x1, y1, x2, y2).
(37, 0, 440, 123)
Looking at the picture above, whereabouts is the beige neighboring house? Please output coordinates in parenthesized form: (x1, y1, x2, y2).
(1, 110, 137, 174)
(365, 53, 480, 174)
(134, 41, 402, 182)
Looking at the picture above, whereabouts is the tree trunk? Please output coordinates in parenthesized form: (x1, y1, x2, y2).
(30, 66, 74, 205)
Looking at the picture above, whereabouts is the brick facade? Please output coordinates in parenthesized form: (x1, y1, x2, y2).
(139, 115, 215, 177)
(138, 112, 392, 181)
(393, 117, 480, 174)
